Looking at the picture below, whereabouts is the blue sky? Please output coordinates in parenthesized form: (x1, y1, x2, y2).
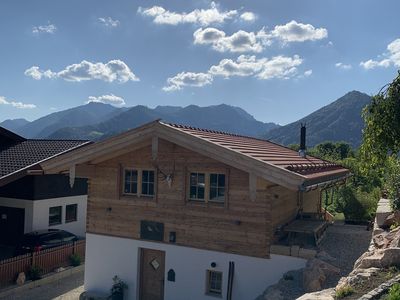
(0, 0, 399, 125)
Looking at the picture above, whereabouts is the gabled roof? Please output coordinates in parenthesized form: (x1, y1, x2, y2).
(40, 120, 349, 190)
(0, 127, 91, 186)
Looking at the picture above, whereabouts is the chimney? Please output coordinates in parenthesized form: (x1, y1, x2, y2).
(299, 123, 306, 158)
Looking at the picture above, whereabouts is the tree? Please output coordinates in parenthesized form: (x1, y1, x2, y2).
(361, 72, 400, 170)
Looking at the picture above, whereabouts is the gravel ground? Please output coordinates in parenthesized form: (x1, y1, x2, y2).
(0, 271, 84, 300)
(319, 223, 372, 288)
(258, 222, 372, 300)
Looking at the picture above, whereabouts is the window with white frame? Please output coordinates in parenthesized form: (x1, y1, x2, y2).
(189, 172, 205, 200)
(124, 169, 138, 194)
(209, 174, 225, 202)
(141, 170, 155, 196)
(49, 206, 62, 226)
(65, 204, 78, 223)
(123, 168, 155, 197)
(189, 172, 226, 203)
(206, 270, 223, 296)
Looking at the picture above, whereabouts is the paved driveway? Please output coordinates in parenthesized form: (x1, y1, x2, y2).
(0, 270, 84, 300)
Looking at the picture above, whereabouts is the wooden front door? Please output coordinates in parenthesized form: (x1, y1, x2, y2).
(139, 248, 165, 300)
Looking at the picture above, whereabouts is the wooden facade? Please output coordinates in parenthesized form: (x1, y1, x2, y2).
(83, 139, 296, 258)
(40, 121, 349, 261)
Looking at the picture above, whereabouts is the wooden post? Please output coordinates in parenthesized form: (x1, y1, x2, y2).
(249, 173, 257, 201)
(152, 136, 158, 161)
(31, 251, 36, 267)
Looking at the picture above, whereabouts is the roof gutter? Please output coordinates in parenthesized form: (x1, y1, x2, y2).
(299, 173, 352, 192)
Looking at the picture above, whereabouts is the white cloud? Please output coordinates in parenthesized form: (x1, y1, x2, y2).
(32, 24, 57, 34)
(138, 2, 239, 26)
(209, 55, 264, 77)
(304, 69, 313, 77)
(163, 54, 303, 91)
(270, 20, 328, 43)
(0, 96, 36, 109)
(193, 21, 327, 53)
(24, 66, 56, 80)
(360, 38, 400, 70)
(86, 94, 126, 106)
(25, 60, 139, 83)
(360, 59, 391, 70)
(163, 72, 213, 91)
(98, 17, 120, 28)
(240, 12, 256, 22)
(335, 62, 352, 70)
(193, 27, 268, 53)
(209, 55, 303, 80)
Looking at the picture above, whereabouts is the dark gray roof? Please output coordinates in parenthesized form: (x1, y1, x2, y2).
(0, 127, 89, 179)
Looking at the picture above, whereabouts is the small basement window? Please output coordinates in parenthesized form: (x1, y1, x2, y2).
(141, 170, 155, 196)
(49, 206, 62, 226)
(124, 169, 138, 194)
(206, 270, 223, 296)
(65, 204, 78, 223)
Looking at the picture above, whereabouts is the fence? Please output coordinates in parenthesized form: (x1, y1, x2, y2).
(0, 240, 85, 287)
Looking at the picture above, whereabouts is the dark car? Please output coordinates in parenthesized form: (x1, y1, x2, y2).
(15, 229, 78, 255)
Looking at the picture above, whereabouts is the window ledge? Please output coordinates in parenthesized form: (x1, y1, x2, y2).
(65, 220, 77, 223)
(120, 195, 157, 207)
(186, 200, 225, 208)
(205, 292, 223, 298)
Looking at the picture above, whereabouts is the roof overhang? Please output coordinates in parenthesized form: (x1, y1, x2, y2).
(39, 121, 349, 191)
(0, 141, 92, 187)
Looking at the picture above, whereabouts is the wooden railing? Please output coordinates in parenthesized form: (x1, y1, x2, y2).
(0, 240, 85, 287)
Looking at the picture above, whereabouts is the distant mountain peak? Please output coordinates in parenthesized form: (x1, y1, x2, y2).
(265, 91, 371, 147)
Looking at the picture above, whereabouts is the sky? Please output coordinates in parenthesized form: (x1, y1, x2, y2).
(0, 0, 399, 125)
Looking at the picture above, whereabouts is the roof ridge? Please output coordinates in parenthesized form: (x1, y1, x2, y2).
(162, 121, 273, 142)
(161, 121, 324, 160)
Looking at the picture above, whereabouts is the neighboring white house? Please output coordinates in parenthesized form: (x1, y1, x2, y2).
(0, 127, 90, 244)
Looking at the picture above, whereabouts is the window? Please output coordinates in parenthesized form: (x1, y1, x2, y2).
(206, 270, 223, 296)
(124, 169, 138, 194)
(141, 170, 155, 196)
(122, 168, 155, 197)
(49, 206, 62, 226)
(189, 172, 226, 203)
(65, 204, 78, 223)
(209, 174, 225, 202)
(190, 173, 205, 200)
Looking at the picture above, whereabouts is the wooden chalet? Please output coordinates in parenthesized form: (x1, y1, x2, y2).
(39, 120, 349, 300)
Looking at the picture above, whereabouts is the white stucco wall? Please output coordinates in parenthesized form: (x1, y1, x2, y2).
(0, 197, 34, 233)
(84, 233, 306, 300)
(0, 195, 87, 237)
(32, 195, 87, 237)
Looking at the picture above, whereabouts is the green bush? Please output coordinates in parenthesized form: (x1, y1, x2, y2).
(334, 186, 379, 221)
(384, 156, 400, 210)
(28, 265, 42, 281)
(69, 253, 82, 267)
(335, 285, 354, 299)
(110, 276, 128, 300)
(387, 283, 400, 300)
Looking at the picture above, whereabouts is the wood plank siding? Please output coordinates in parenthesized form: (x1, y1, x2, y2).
(84, 139, 301, 258)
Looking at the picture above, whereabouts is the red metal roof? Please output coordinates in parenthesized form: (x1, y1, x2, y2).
(163, 122, 349, 182)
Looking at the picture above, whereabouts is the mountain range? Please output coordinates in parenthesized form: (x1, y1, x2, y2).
(0, 90, 372, 147)
(265, 91, 371, 147)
